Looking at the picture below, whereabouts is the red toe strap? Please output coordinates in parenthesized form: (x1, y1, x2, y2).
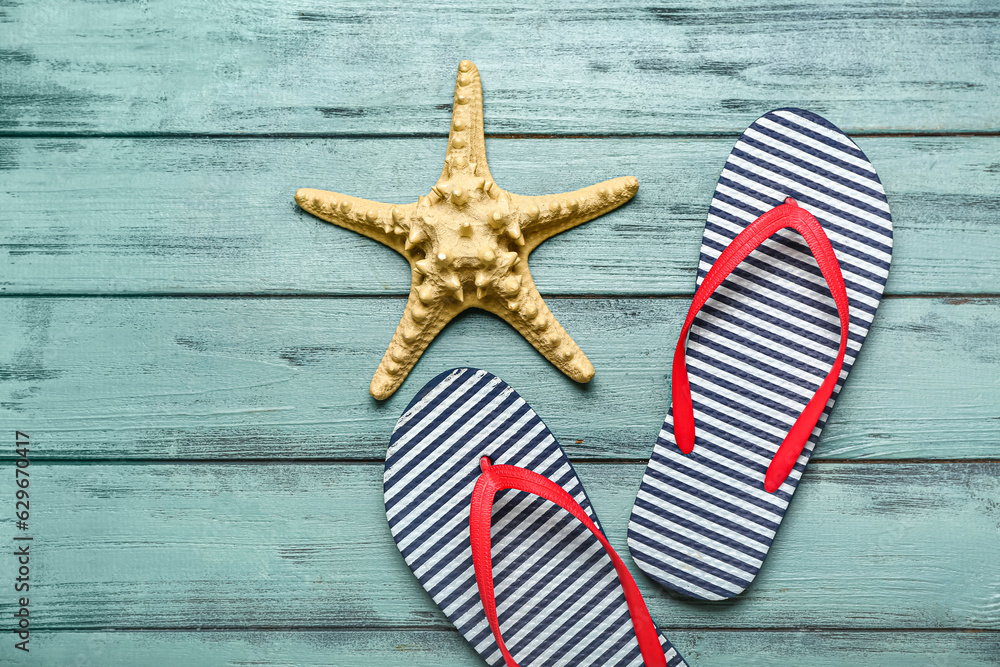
(470, 457, 667, 667)
(673, 198, 850, 493)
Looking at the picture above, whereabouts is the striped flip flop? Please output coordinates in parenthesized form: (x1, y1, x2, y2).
(385, 368, 687, 667)
(628, 108, 893, 601)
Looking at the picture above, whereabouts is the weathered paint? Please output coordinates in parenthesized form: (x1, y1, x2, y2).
(1, 1, 998, 134)
(1, 0, 998, 663)
(0, 297, 996, 461)
(1, 137, 998, 295)
(0, 462, 997, 631)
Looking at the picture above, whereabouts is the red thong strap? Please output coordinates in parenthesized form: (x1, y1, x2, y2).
(672, 198, 850, 493)
(469, 457, 668, 667)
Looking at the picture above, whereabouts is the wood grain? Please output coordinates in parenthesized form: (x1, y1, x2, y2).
(1, 461, 996, 632)
(2, 0, 998, 663)
(1, 1, 998, 135)
(16, 629, 1000, 666)
(2, 136, 998, 296)
(1, 297, 996, 461)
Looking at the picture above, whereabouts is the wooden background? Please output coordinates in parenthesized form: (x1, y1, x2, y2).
(1, 1, 998, 664)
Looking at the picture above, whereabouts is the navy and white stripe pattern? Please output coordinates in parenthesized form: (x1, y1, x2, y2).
(386, 368, 686, 666)
(628, 109, 893, 601)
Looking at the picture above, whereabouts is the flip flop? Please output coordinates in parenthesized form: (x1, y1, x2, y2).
(628, 108, 893, 601)
(385, 368, 687, 666)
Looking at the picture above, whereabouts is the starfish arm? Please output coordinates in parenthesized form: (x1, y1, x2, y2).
(369, 283, 463, 400)
(295, 188, 416, 256)
(482, 275, 594, 384)
(510, 175, 639, 249)
(439, 60, 493, 184)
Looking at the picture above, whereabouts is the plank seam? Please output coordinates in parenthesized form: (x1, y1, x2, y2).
(0, 293, 995, 300)
(3, 458, 996, 465)
(23, 626, 1000, 633)
(2, 131, 999, 140)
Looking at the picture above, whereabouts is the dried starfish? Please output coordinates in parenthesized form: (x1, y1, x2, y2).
(295, 60, 638, 399)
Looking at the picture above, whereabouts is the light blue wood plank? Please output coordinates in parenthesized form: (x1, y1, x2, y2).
(1, 1, 997, 134)
(1, 137, 998, 296)
(12, 629, 1000, 666)
(1, 2, 995, 665)
(0, 462, 996, 631)
(1, 296, 996, 460)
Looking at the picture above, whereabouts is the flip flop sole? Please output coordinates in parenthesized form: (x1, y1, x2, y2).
(386, 368, 686, 666)
(628, 109, 893, 601)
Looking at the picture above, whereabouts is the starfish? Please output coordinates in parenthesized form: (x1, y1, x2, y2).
(295, 60, 639, 399)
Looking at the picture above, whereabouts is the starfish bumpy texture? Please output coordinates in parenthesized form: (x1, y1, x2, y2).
(295, 60, 639, 399)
